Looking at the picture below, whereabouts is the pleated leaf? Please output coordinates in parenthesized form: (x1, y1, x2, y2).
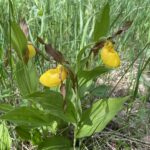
(11, 21, 27, 59)
(26, 90, 78, 123)
(77, 97, 129, 138)
(93, 3, 110, 41)
(0, 104, 14, 112)
(38, 136, 72, 150)
(15, 61, 38, 96)
(78, 65, 110, 86)
(0, 122, 12, 150)
(0, 107, 55, 127)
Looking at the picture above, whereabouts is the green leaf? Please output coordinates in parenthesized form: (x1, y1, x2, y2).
(38, 136, 72, 150)
(15, 61, 38, 96)
(77, 44, 93, 71)
(0, 122, 12, 150)
(80, 16, 93, 49)
(26, 90, 78, 123)
(0, 106, 55, 127)
(78, 65, 110, 86)
(11, 21, 27, 59)
(0, 46, 3, 60)
(27, 60, 39, 91)
(90, 85, 111, 98)
(31, 128, 42, 145)
(15, 126, 31, 140)
(80, 84, 111, 100)
(0, 104, 14, 112)
(77, 97, 129, 138)
(77, 56, 89, 73)
(93, 3, 110, 41)
(77, 45, 89, 65)
(65, 78, 81, 122)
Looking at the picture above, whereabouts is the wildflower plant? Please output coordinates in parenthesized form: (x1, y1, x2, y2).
(0, 2, 131, 150)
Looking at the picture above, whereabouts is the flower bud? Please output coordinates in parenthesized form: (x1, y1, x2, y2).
(100, 41, 120, 68)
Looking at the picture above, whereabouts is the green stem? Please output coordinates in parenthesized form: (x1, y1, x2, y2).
(73, 126, 77, 150)
(133, 57, 150, 99)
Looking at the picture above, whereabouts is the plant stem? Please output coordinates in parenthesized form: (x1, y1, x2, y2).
(73, 129, 76, 150)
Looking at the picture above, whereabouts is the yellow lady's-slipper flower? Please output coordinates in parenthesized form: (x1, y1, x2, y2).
(100, 41, 120, 68)
(27, 43, 36, 58)
(39, 65, 67, 87)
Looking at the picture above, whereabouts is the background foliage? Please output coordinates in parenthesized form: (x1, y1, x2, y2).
(0, 0, 150, 149)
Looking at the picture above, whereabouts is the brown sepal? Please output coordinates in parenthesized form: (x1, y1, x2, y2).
(37, 37, 45, 45)
(19, 19, 29, 38)
(45, 44, 65, 63)
(60, 83, 67, 112)
(60, 83, 66, 99)
(37, 37, 68, 64)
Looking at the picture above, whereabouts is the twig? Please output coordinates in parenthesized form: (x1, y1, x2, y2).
(99, 130, 150, 147)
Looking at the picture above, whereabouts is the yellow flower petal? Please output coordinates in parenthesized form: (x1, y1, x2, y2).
(39, 65, 67, 87)
(100, 41, 120, 68)
(27, 44, 36, 58)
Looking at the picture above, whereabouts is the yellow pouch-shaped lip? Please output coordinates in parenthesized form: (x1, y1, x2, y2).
(100, 41, 120, 68)
(27, 43, 36, 58)
(39, 65, 67, 87)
